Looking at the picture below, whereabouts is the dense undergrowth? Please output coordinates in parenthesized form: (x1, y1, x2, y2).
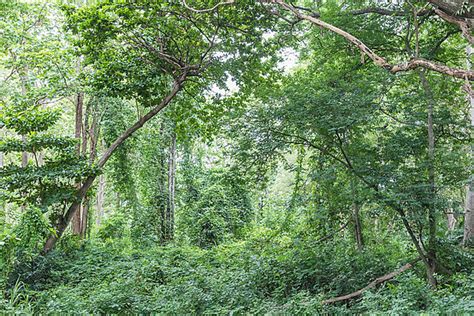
(2, 229, 473, 314)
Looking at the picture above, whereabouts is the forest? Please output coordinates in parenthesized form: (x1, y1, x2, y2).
(1, 0, 474, 314)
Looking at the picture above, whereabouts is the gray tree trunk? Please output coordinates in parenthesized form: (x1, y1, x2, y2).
(96, 174, 106, 226)
(463, 45, 474, 246)
(72, 92, 84, 235)
(167, 132, 177, 240)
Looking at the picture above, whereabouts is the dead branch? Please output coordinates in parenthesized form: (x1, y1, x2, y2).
(322, 258, 421, 304)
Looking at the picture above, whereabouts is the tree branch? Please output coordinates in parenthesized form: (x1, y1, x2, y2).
(270, 0, 474, 81)
(434, 8, 474, 45)
(182, 0, 234, 13)
(322, 257, 421, 304)
(351, 7, 432, 16)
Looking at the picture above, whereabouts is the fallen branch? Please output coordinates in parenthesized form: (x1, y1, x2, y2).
(322, 257, 421, 304)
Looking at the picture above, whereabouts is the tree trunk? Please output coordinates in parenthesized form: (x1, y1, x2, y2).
(447, 209, 457, 231)
(96, 174, 106, 226)
(351, 179, 364, 251)
(21, 135, 28, 168)
(463, 45, 474, 246)
(81, 198, 89, 238)
(42, 77, 185, 254)
(353, 198, 364, 251)
(72, 92, 84, 236)
(419, 70, 438, 287)
(167, 131, 177, 240)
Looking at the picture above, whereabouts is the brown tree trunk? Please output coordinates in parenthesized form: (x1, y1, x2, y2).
(463, 45, 474, 246)
(42, 77, 186, 254)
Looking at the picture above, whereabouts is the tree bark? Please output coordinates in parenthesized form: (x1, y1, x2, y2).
(167, 131, 177, 240)
(351, 179, 364, 251)
(428, 0, 474, 19)
(42, 77, 186, 254)
(95, 174, 106, 226)
(447, 209, 457, 231)
(72, 92, 84, 236)
(463, 45, 474, 246)
(271, 0, 474, 80)
(418, 70, 438, 287)
(21, 135, 28, 168)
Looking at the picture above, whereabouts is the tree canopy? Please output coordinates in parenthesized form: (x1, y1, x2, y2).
(1, 0, 474, 314)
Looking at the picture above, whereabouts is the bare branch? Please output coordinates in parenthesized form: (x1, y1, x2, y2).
(270, 0, 474, 81)
(322, 258, 421, 304)
(182, 0, 234, 13)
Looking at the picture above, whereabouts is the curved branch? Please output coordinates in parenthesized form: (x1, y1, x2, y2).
(182, 0, 234, 13)
(434, 8, 474, 45)
(271, 0, 474, 81)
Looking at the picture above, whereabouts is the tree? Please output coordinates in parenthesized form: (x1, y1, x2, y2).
(41, 1, 279, 252)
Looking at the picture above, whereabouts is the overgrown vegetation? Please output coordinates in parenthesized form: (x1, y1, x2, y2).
(1, 0, 474, 314)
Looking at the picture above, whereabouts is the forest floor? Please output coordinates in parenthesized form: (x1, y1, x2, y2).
(3, 230, 474, 314)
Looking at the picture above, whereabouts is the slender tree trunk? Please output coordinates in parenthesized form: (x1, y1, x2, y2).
(19, 70, 29, 169)
(72, 92, 84, 235)
(21, 135, 28, 168)
(463, 45, 474, 246)
(447, 209, 457, 231)
(81, 106, 100, 237)
(419, 70, 438, 287)
(351, 180, 364, 251)
(96, 174, 106, 226)
(167, 132, 177, 240)
(353, 203, 363, 251)
(37, 152, 44, 166)
(42, 78, 185, 253)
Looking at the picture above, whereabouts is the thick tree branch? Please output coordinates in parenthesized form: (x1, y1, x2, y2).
(434, 8, 474, 45)
(428, 0, 474, 19)
(270, 0, 474, 81)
